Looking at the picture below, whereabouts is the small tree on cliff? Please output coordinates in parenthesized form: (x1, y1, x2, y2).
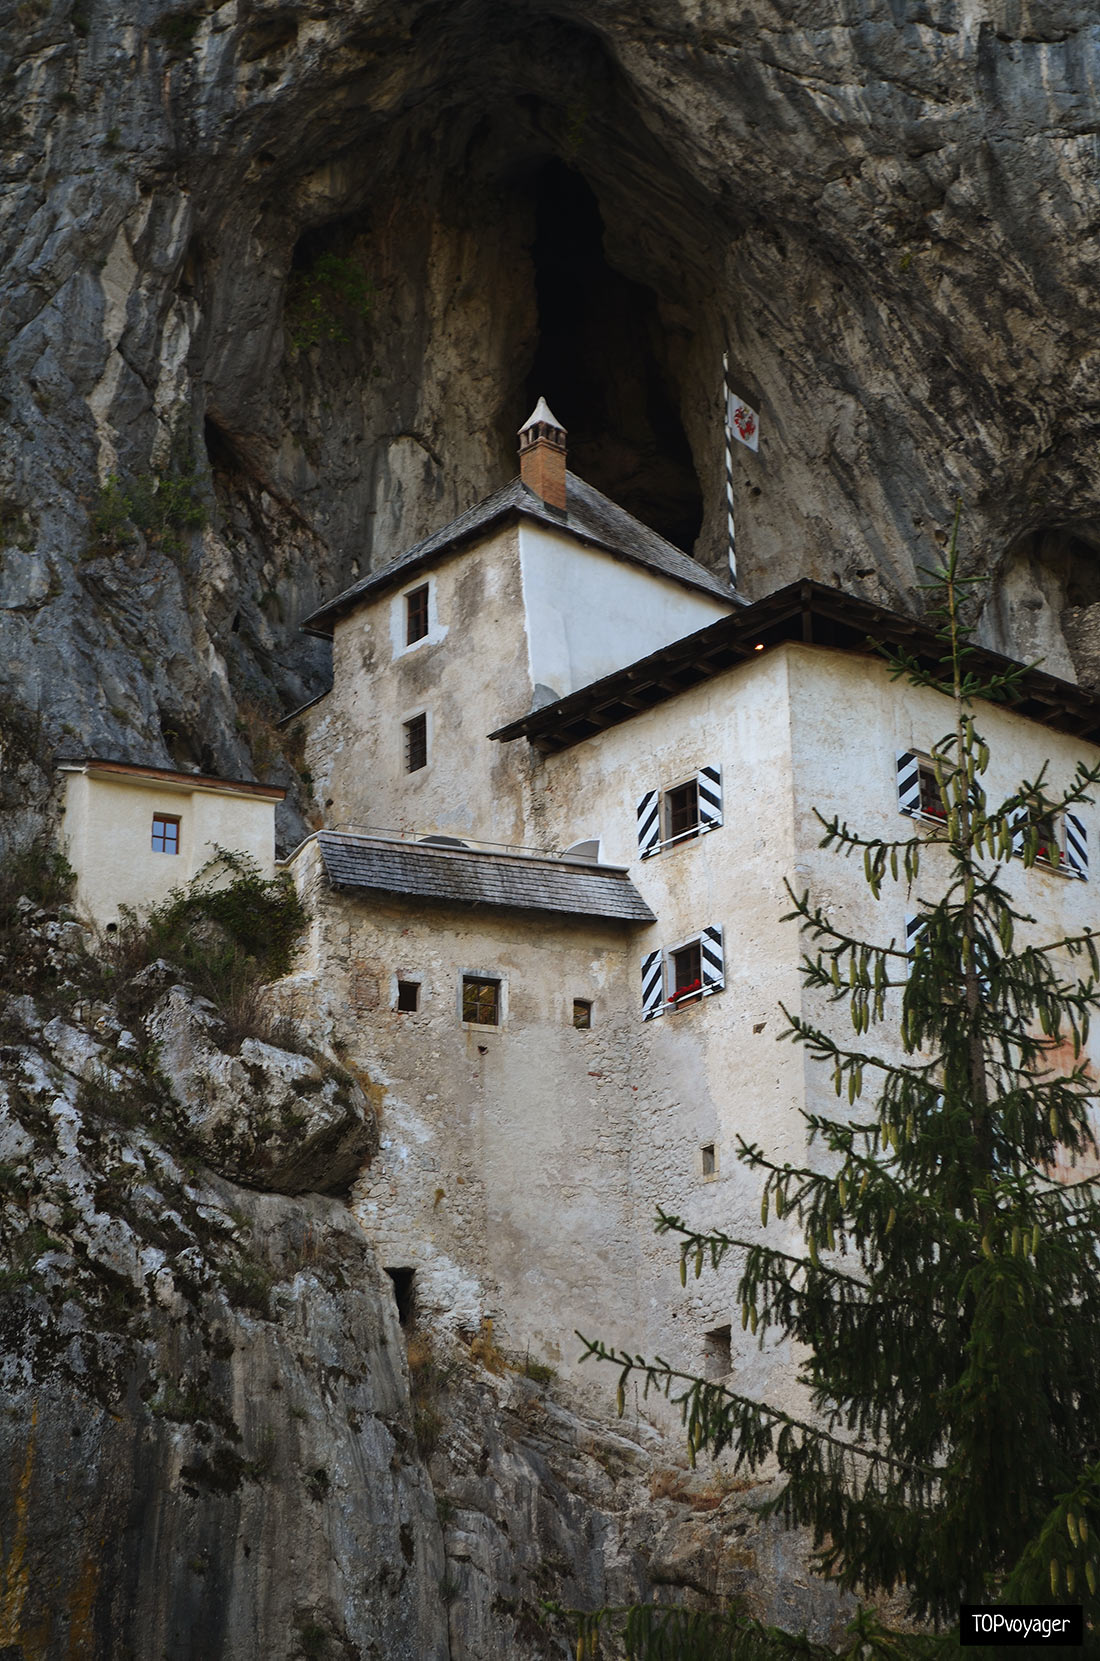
(578, 536, 1100, 1656)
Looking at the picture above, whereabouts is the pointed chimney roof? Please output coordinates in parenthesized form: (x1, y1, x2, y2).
(519, 396, 565, 437)
(518, 395, 567, 512)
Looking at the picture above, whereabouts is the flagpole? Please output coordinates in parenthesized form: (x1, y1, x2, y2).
(722, 351, 737, 588)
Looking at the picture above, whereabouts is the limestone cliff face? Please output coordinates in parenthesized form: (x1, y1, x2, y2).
(3, 0, 1100, 841)
(0, 907, 446, 1659)
(0, 900, 816, 1661)
(2, 13, 1099, 1650)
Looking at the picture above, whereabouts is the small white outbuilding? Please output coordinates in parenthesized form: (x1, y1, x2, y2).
(59, 757, 285, 927)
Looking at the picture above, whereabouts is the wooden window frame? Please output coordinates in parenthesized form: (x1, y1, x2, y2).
(663, 778, 700, 847)
(151, 813, 181, 855)
(572, 998, 592, 1030)
(461, 974, 501, 1027)
(405, 584, 430, 645)
(637, 766, 722, 859)
(667, 940, 703, 1006)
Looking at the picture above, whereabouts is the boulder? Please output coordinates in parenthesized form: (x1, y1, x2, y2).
(147, 985, 375, 1194)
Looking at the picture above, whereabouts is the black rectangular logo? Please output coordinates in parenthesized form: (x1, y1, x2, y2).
(960, 1605, 1083, 1646)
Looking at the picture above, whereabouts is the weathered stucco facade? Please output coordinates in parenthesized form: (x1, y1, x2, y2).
(301, 470, 734, 848)
(286, 459, 1100, 1407)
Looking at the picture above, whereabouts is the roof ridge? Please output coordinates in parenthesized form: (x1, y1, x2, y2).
(302, 472, 736, 637)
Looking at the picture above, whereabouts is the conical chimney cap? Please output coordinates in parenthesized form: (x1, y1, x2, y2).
(519, 396, 566, 437)
(518, 395, 564, 435)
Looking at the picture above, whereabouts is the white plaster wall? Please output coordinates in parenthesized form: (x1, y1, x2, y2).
(62, 771, 277, 926)
(785, 644, 1100, 976)
(510, 644, 1100, 1396)
(523, 649, 809, 1401)
(784, 644, 1100, 1149)
(517, 523, 734, 702)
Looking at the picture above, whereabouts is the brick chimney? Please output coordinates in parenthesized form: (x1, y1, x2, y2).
(518, 396, 567, 512)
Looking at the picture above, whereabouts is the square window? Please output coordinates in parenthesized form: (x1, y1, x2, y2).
(703, 1324, 732, 1381)
(572, 998, 592, 1030)
(396, 980, 420, 1013)
(664, 779, 700, 844)
(151, 814, 180, 854)
(405, 585, 429, 645)
(701, 1142, 716, 1177)
(462, 976, 499, 1026)
(404, 712, 427, 773)
(668, 941, 702, 1005)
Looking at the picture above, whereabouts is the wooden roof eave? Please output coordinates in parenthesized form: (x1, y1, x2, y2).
(489, 579, 1100, 756)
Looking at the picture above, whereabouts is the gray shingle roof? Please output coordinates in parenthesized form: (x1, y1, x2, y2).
(316, 832, 655, 924)
(302, 472, 739, 636)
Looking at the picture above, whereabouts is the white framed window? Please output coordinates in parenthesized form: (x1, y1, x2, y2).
(391, 577, 445, 658)
(636, 765, 722, 858)
(640, 926, 724, 1021)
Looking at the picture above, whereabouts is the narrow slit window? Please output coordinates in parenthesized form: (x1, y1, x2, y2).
(703, 1324, 732, 1381)
(396, 980, 420, 1013)
(404, 712, 428, 773)
(151, 813, 180, 855)
(462, 976, 499, 1026)
(701, 1143, 716, 1177)
(405, 585, 429, 645)
(385, 1267, 416, 1327)
(572, 999, 592, 1030)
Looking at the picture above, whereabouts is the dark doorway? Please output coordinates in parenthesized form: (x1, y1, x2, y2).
(385, 1266, 416, 1328)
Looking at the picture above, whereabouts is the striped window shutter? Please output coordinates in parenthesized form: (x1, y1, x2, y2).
(697, 765, 723, 832)
(641, 949, 665, 1020)
(904, 914, 926, 978)
(897, 751, 921, 817)
(701, 925, 725, 993)
(1009, 806, 1027, 858)
(637, 790, 660, 858)
(1066, 812, 1088, 880)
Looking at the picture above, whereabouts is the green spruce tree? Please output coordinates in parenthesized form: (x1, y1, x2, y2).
(578, 535, 1100, 1656)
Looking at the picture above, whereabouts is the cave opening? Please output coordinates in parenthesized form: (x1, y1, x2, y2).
(523, 161, 703, 552)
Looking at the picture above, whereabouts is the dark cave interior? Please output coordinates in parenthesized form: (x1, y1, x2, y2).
(522, 161, 704, 551)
